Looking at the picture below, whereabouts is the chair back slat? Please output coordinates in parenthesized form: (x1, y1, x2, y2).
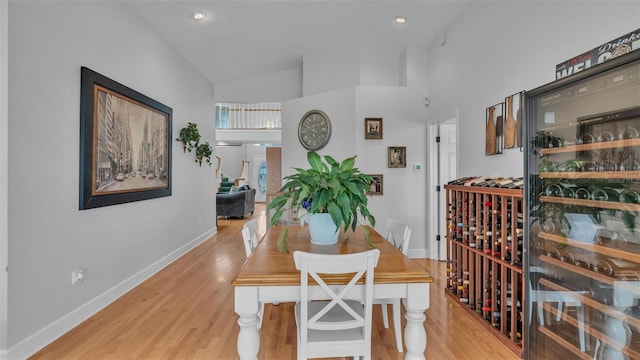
(241, 219, 259, 258)
(386, 218, 412, 255)
(293, 249, 380, 358)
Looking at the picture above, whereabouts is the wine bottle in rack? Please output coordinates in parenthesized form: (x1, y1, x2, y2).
(556, 159, 584, 172)
(619, 158, 640, 171)
(573, 252, 601, 271)
(502, 236, 512, 263)
(619, 126, 639, 140)
(573, 187, 591, 200)
(463, 176, 485, 186)
(619, 188, 640, 203)
(590, 186, 624, 202)
(614, 231, 640, 253)
(493, 235, 501, 258)
(592, 257, 640, 278)
(492, 310, 501, 328)
(484, 231, 493, 254)
(513, 229, 524, 266)
(541, 217, 560, 234)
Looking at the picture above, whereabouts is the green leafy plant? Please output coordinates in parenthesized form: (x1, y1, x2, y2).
(267, 151, 376, 250)
(176, 122, 201, 153)
(195, 142, 213, 167)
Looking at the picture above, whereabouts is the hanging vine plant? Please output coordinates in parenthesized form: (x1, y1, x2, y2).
(176, 122, 201, 153)
(195, 142, 213, 167)
(176, 122, 213, 167)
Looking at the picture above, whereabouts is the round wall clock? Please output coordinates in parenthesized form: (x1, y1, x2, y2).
(298, 109, 332, 150)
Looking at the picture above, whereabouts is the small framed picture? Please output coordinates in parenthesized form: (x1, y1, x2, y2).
(367, 174, 383, 195)
(364, 118, 383, 139)
(388, 146, 406, 168)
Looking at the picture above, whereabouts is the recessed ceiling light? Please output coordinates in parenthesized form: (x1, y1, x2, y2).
(394, 16, 406, 24)
(192, 11, 207, 21)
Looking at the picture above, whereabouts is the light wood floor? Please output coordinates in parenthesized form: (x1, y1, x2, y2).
(30, 204, 519, 360)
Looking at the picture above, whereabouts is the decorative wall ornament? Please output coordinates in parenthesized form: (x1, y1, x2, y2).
(485, 102, 504, 156)
(388, 146, 406, 168)
(367, 174, 383, 195)
(364, 117, 383, 139)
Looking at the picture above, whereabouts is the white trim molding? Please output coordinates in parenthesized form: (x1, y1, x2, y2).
(1, 1, 9, 358)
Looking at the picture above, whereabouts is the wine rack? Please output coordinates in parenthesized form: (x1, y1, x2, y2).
(525, 51, 640, 360)
(445, 181, 525, 356)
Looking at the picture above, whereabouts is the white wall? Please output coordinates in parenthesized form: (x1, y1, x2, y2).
(7, 2, 216, 357)
(426, 1, 640, 177)
(281, 44, 430, 255)
(302, 46, 409, 97)
(282, 88, 357, 173)
(355, 86, 428, 255)
(359, 48, 401, 87)
(214, 68, 302, 103)
(302, 47, 361, 96)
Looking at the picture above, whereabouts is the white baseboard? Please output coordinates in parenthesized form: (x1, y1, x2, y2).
(407, 248, 429, 259)
(7, 227, 217, 360)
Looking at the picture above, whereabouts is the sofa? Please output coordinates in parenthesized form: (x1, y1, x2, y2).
(216, 185, 256, 218)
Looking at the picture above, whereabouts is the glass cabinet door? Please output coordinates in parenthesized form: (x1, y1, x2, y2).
(525, 51, 640, 360)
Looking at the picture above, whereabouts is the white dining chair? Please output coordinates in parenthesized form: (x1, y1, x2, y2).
(374, 218, 412, 352)
(241, 218, 266, 328)
(293, 249, 380, 360)
(241, 218, 258, 258)
(528, 267, 588, 352)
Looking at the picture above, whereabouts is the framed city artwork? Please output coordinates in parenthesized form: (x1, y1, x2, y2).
(79, 67, 172, 210)
(367, 174, 383, 195)
(388, 146, 406, 168)
(364, 117, 383, 139)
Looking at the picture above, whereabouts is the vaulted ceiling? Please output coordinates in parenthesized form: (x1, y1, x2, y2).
(125, 1, 471, 84)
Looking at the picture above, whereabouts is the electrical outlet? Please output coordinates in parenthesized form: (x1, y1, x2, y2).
(72, 269, 85, 285)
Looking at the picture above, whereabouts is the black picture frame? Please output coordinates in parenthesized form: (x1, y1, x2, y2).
(79, 67, 172, 210)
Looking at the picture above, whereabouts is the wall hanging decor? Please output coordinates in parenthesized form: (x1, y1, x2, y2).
(176, 122, 213, 167)
(79, 67, 172, 210)
(364, 117, 383, 139)
(485, 102, 504, 156)
(505, 91, 525, 149)
(388, 146, 406, 168)
(367, 174, 383, 195)
(176, 122, 200, 152)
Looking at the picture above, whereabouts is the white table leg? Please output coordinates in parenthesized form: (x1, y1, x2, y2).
(235, 287, 260, 360)
(403, 283, 430, 360)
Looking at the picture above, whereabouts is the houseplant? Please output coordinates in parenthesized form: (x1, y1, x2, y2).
(176, 122, 201, 153)
(195, 142, 213, 167)
(267, 151, 376, 250)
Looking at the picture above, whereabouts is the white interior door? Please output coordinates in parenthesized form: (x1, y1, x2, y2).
(438, 123, 457, 260)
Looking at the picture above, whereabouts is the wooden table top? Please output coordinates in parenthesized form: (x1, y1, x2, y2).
(231, 224, 434, 287)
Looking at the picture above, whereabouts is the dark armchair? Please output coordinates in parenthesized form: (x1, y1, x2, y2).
(216, 186, 256, 218)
